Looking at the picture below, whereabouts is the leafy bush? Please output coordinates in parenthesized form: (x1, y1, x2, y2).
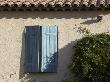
(69, 33, 110, 82)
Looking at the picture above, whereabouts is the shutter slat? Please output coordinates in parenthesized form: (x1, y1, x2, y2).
(39, 27, 42, 72)
(46, 26, 50, 72)
(49, 26, 56, 72)
(50, 26, 58, 72)
(41, 26, 47, 72)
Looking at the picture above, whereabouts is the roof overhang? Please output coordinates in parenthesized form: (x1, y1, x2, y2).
(0, 0, 110, 11)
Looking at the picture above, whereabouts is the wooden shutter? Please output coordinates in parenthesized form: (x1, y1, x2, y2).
(41, 25, 58, 73)
(25, 25, 58, 73)
(25, 26, 42, 73)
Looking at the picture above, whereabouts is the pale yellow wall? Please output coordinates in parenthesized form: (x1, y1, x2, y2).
(0, 11, 110, 82)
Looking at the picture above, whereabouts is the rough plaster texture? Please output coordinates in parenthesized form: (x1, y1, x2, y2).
(0, 11, 110, 82)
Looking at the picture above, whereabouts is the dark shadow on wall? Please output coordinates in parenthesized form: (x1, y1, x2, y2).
(0, 11, 109, 19)
(19, 32, 79, 82)
(19, 30, 26, 80)
(80, 19, 99, 25)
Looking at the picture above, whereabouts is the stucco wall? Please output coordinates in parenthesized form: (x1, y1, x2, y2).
(0, 11, 110, 82)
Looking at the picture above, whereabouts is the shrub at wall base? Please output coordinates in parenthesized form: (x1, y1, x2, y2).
(69, 33, 110, 82)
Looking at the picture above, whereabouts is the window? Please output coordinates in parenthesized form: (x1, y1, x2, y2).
(25, 25, 58, 73)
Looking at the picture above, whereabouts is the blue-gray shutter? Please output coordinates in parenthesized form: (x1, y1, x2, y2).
(25, 26, 42, 73)
(41, 25, 58, 73)
(25, 25, 58, 73)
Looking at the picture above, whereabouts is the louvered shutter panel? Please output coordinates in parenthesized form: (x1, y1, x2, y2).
(41, 25, 58, 73)
(25, 26, 41, 73)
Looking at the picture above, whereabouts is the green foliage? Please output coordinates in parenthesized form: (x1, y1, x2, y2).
(69, 33, 110, 82)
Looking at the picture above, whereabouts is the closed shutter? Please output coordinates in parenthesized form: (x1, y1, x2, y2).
(25, 25, 58, 73)
(25, 26, 42, 73)
(41, 25, 58, 73)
